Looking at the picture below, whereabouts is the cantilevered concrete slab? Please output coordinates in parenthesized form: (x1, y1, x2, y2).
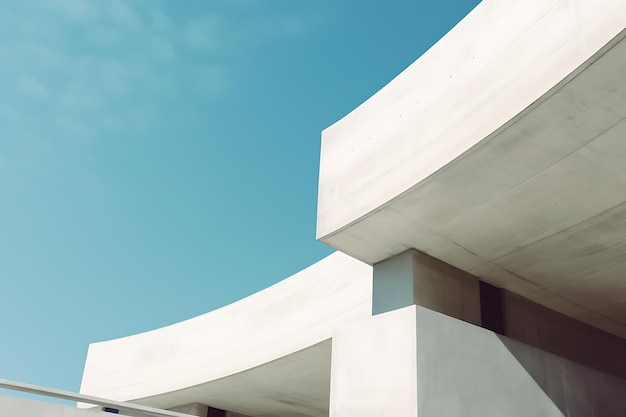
(317, 0, 626, 338)
(79, 252, 371, 417)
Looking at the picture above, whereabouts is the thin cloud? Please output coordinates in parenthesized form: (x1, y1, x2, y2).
(0, 0, 321, 152)
(87, 25, 122, 46)
(150, 9, 174, 33)
(19, 76, 50, 99)
(150, 36, 177, 61)
(109, 0, 145, 32)
(46, 0, 95, 21)
(185, 14, 225, 51)
(192, 66, 230, 97)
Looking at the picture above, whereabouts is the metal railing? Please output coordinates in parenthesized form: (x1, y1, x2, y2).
(0, 379, 195, 417)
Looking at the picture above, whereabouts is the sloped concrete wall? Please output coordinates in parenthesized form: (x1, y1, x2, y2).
(329, 305, 626, 417)
(503, 291, 626, 381)
(416, 306, 626, 416)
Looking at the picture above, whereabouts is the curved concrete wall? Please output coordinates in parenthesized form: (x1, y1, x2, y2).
(317, 0, 626, 244)
(315, 0, 626, 339)
(79, 252, 372, 407)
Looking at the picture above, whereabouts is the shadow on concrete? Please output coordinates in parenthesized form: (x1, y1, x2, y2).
(497, 334, 626, 416)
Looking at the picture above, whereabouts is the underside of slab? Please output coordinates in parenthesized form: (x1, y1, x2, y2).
(317, 0, 626, 339)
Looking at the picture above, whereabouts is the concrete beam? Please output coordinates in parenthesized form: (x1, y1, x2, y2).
(372, 249, 626, 381)
(372, 249, 480, 325)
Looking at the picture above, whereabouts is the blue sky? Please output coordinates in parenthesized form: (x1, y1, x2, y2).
(0, 0, 480, 396)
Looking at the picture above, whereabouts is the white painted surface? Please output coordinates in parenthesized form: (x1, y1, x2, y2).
(80, 252, 372, 417)
(329, 306, 417, 417)
(317, 0, 626, 337)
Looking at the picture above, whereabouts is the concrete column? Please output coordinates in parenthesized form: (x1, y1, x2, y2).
(169, 404, 251, 417)
(372, 249, 481, 325)
(169, 404, 209, 417)
(170, 403, 254, 417)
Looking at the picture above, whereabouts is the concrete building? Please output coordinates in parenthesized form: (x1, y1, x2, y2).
(3, 0, 626, 415)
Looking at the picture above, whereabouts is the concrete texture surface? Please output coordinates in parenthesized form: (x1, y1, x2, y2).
(168, 403, 251, 417)
(416, 306, 626, 416)
(372, 248, 626, 380)
(79, 252, 371, 417)
(373, 249, 480, 324)
(329, 306, 417, 417)
(503, 291, 626, 381)
(169, 404, 208, 417)
(317, 0, 626, 339)
(328, 305, 626, 416)
(76, 248, 626, 416)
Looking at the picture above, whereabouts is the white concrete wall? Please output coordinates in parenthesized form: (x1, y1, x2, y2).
(329, 306, 417, 417)
(416, 306, 626, 416)
(317, 0, 626, 242)
(80, 252, 372, 408)
(502, 291, 626, 381)
(329, 305, 626, 416)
